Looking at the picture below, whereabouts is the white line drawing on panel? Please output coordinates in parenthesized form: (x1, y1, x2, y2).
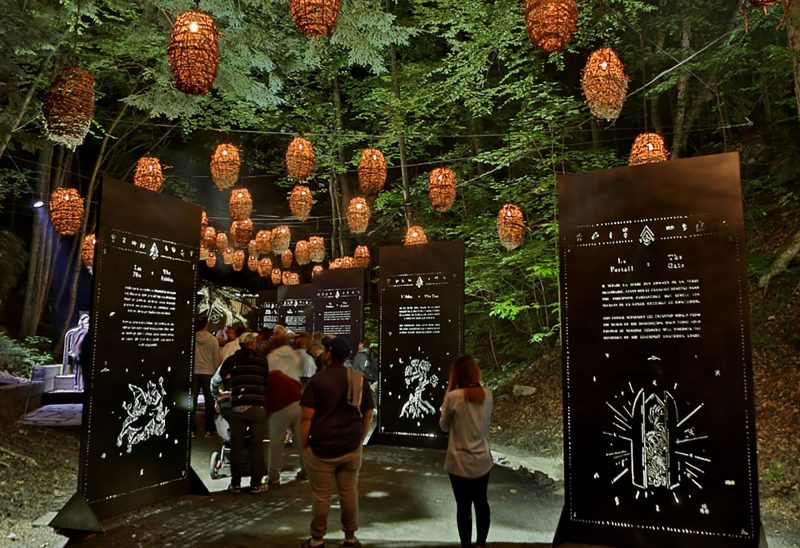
(116, 376, 170, 454)
(639, 225, 656, 246)
(602, 381, 710, 512)
(400, 358, 439, 420)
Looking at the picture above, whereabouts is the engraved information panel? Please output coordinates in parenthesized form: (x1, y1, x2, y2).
(312, 268, 365, 353)
(277, 285, 314, 334)
(554, 153, 760, 548)
(373, 241, 464, 448)
(257, 289, 278, 331)
(76, 180, 200, 520)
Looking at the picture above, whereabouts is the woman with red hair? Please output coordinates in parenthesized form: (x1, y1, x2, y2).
(439, 356, 493, 548)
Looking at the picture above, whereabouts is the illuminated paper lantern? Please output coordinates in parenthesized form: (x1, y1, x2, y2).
(288, 0, 341, 36)
(204, 226, 217, 249)
(628, 133, 669, 166)
(200, 210, 209, 241)
(497, 204, 526, 251)
(42, 67, 94, 149)
(295, 240, 311, 265)
(354, 245, 370, 268)
(247, 254, 259, 272)
(168, 10, 219, 95)
(258, 257, 272, 277)
(211, 144, 241, 190)
(581, 48, 628, 121)
(222, 247, 235, 265)
(199, 245, 209, 261)
(342, 256, 355, 269)
(272, 225, 291, 253)
(347, 197, 370, 234)
(330, 257, 344, 269)
(429, 167, 457, 212)
(358, 148, 387, 194)
(404, 225, 428, 245)
(289, 184, 313, 220)
(287, 272, 300, 285)
(49, 188, 85, 236)
(216, 232, 228, 251)
(524, 0, 578, 53)
(81, 234, 96, 272)
(312, 265, 323, 278)
(286, 137, 315, 180)
(271, 268, 282, 285)
(232, 250, 245, 271)
(281, 249, 294, 269)
(247, 239, 257, 256)
(256, 229, 272, 254)
(230, 218, 253, 246)
(206, 252, 217, 268)
(133, 157, 165, 192)
(309, 236, 325, 263)
(229, 188, 253, 221)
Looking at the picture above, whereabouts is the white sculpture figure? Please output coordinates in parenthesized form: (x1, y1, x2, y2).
(62, 313, 90, 380)
(400, 358, 439, 420)
(116, 377, 170, 454)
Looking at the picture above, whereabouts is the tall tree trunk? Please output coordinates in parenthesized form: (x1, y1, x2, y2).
(19, 143, 54, 337)
(328, 169, 341, 259)
(671, 20, 692, 159)
(788, 0, 800, 121)
(333, 75, 349, 257)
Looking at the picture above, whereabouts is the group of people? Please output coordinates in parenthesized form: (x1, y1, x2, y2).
(193, 315, 493, 548)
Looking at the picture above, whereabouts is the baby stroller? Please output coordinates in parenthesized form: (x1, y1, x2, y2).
(209, 392, 253, 480)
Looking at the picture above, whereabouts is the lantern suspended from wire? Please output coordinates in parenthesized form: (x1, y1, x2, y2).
(232, 250, 245, 271)
(199, 245, 209, 261)
(206, 252, 217, 268)
(281, 249, 294, 269)
(295, 240, 311, 265)
(230, 219, 253, 246)
(256, 229, 272, 254)
(497, 204, 526, 251)
(229, 188, 253, 221)
(271, 268, 282, 285)
(258, 257, 272, 277)
(133, 157, 165, 192)
(347, 197, 370, 234)
(628, 133, 669, 166)
(42, 67, 95, 149)
(581, 48, 628, 121)
(214, 230, 227, 251)
(200, 210, 209, 240)
(211, 144, 241, 190)
(283, 271, 300, 285)
(272, 225, 291, 253)
(524, 0, 578, 53)
(429, 167, 457, 212)
(358, 148, 387, 194)
(49, 188, 85, 236)
(81, 234, 96, 273)
(222, 247, 235, 265)
(312, 265, 324, 278)
(286, 137, 315, 180)
(288, 0, 342, 37)
(309, 236, 326, 263)
(404, 225, 428, 246)
(354, 245, 370, 268)
(168, 10, 219, 95)
(342, 256, 355, 269)
(247, 254, 259, 272)
(247, 239, 257, 256)
(330, 257, 344, 269)
(289, 185, 313, 220)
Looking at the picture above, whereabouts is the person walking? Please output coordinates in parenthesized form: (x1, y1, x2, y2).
(193, 315, 220, 437)
(266, 368, 305, 485)
(299, 337, 374, 548)
(439, 356, 493, 548)
(218, 332, 270, 494)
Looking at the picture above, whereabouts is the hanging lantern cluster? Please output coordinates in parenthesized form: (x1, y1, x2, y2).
(342, 256, 355, 269)
(312, 265, 324, 278)
(330, 257, 344, 269)
(200, 209, 209, 239)
(290, 185, 313, 220)
(215, 231, 228, 251)
(230, 219, 253, 246)
(581, 48, 628, 121)
(229, 188, 253, 221)
(309, 236, 325, 263)
(271, 268, 283, 285)
(232, 250, 245, 271)
(206, 252, 217, 268)
(524, 0, 578, 53)
(81, 234, 96, 272)
(256, 229, 272, 254)
(168, 10, 219, 95)
(222, 247, 235, 265)
(248, 239, 257, 256)
(354, 245, 370, 268)
(272, 225, 291, 253)
(247, 254, 259, 272)
(295, 240, 311, 265)
(628, 133, 669, 166)
(284, 271, 300, 285)
(286, 137, 315, 180)
(404, 225, 428, 246)
(258, 257, 272, 277)
(358, 148, 387, 194)
(347, 197, 370, 234)
(204, 226, 217, 249)
(49, 188, 85, 236)
(288, 0, 342, 37)
(429, 167, 457, 212)
(281, 249, 294, 269)
(133, 157, 165, 192)
(497, 204, 526, 251)
(200, 245, 209, 261)
(211, 144, 241, 190)
(42, 67, 95, 149)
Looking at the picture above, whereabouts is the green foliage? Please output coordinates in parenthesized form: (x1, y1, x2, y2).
(0, 332, 55, 378)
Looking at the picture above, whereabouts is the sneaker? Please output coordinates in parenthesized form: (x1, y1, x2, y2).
(300, 539, 324, 548)
(250, 484, 269, 494)
(227, 484, 241, 494)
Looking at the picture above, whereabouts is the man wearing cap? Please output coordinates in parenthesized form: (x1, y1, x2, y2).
(299, 336, 374, 548)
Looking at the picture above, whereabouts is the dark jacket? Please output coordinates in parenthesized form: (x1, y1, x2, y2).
(219, 348, 269, 408)
(265, 370, 302, 413)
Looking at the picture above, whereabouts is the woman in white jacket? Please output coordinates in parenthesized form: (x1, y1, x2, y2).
(439, 356, 493, 548)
